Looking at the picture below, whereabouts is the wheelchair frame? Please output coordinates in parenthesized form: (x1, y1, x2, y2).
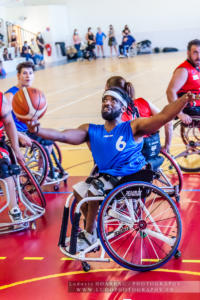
(59, 180, 182, 272)
(0, 145, 46, 234)
(21, 140, 68, 190)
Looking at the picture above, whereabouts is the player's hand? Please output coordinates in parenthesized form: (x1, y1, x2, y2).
(178, 112, 192, 124)
(26, 119, 40, 134)
(13, 147, 25, 165)
(18, 133, 32, 147)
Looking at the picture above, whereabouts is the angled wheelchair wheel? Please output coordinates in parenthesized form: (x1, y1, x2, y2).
(153, 149, 183, 197)
(97, 181, 182, 271)
(173, 119, 200, 172)
(44, 142, 67, 181)
(19, 163, 46, 208)
(21, 140, 48, 185)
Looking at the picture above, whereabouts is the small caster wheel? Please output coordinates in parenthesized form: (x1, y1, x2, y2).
(54, 185, 59, 191)
(82, 261, 90, 272)
(175, 195, 180, 203)
(31, 222, 36, 230)
(174, 249, 181, 259)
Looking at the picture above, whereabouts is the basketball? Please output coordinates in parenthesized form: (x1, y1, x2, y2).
(12, 87, 47, 122)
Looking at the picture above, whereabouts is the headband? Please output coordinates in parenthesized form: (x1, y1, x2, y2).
(103, 90, 128, 108)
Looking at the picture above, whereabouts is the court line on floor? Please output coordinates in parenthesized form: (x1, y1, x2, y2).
(46, 68, 159, 115)
(46, 90, 102, 115)
(1, 267, 200, 291)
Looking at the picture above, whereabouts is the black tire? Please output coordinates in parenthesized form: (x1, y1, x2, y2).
(173, 119, 200, 172)
(153, 149, 183, 196)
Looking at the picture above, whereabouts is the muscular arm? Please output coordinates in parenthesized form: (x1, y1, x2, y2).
(166, 68, 192, 124)
(1, 96, 24, 163)
(131, 92, 194, 139)
(29, 122, 89, 145)
(4, 92, 13, 106)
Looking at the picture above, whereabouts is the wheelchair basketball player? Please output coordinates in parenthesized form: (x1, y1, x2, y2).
(0, 91, 24, 222)
(27, 87, 195, 251)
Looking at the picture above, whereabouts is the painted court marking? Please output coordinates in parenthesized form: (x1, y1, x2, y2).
(1, 268, 200, 291)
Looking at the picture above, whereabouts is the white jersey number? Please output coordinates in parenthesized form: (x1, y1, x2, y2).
(116, 136, 126, 151)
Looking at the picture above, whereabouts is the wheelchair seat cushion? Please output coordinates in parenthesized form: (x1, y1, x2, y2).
(146, 155, 164, 171)
(117, 169, 155, 186)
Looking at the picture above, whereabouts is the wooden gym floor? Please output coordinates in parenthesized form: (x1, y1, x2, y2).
(0, 52, 200, 299)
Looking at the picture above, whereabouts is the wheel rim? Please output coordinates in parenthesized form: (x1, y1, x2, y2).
(98, 182, 181, 271)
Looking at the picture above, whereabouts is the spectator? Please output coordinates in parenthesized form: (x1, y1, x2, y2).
(73, 29, 82, 58)
(95, 27, 106, 58)
(36, 32, 45, 55)
(0, 21, 4, 48)
(10, 29, 18, 57)
(30, 38, 45, 66)
(3, 48, 12, 61)
(21, 41, 35, 64)
(108, 25, 118, 57)
(122, 25, 131, 35)
(0, 60, 6, 78)
(119, 29, 136, 57)
(85, 27, 96, 58)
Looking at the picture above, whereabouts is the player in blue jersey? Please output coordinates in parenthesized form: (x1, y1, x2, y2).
(4, 61, 34, 147)
(27, 87, 195, 251)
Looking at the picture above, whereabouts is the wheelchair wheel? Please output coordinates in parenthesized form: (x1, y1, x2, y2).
(21, 140, 48, 185)
(19, 163, 46, 208)
(173, 119, 200, 172)
(44, 142, 66, 180)
(98, 181, 181, 271)
(153, 149, 183, 196)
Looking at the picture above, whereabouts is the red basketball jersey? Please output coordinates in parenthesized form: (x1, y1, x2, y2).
(122, 97, 152, 121)
(176, 60, 200, 96)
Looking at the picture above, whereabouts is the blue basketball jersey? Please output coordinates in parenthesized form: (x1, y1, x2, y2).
(5, 86, 28, 132)
(89, 121, 146, 176)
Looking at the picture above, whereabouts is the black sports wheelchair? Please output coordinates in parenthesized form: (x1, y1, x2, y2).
(21, 133, 69, 191)
(172, 105, 200, 172)
(0, 141, 46, 234)
(58, 132, 182, 272)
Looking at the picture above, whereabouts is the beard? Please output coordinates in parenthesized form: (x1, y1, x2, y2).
(101, 108, 122, 120)
(188, 54, 200, 67)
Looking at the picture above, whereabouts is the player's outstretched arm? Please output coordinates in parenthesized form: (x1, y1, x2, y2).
(27, 121, 89, 145)
(131, 92, 195, 138)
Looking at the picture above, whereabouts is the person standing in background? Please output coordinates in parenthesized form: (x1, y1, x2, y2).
(85, 27, 96, 58)
(108, 25, 118, 57)
(95, 27, 106, 58)
(73, 29, 82, 58)
(36, 32, 45, 55)
(10, 29, 18, 57)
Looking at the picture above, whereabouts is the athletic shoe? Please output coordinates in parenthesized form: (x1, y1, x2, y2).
(8, 206, 23, 223)
(76, 230, 97, 252)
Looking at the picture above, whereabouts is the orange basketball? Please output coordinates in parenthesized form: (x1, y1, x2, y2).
(12, 87, 47, 122)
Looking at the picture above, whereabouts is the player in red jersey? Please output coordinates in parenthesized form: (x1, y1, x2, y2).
(106, 76, 172, 152)
(167, 39, 200, 125)
(0, 91, 24, 222)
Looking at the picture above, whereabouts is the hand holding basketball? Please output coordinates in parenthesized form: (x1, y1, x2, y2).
(12, 87, 47, 122)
